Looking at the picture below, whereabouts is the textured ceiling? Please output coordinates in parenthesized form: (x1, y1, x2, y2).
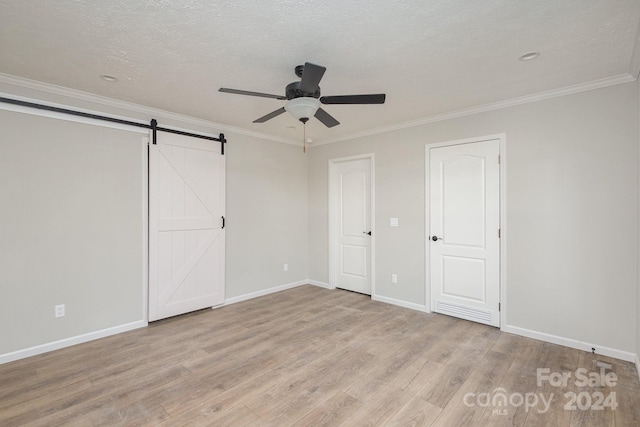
(0, 0, 639, 144)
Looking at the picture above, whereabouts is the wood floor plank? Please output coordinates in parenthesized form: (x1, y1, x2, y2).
(403, 359, 447, 396)
(162, 369, 284, 422)
(430, 349, 514, 426)
(0, 285, 638, 427)
(292, 391, 362, 426)
(179, 403, 263, 427)
(523, 343, 581, 427)
(243, 343, 376, 424)
(567, 352, 616, 427)
(385, 395, 442, 427)
(483, 337, 546, 426)
(345, 338, 436, 403)
(416, 328, 498, 409)
(342, 386, 415, 426)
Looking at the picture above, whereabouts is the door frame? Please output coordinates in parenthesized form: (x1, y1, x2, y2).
(328, 153, 375, 295)
(425, 134, 507, 328)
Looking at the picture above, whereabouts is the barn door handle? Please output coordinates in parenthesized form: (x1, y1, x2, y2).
(363, 231, 372, 236)
(431, 235, 441, 241)
(222, 216, 225, 229)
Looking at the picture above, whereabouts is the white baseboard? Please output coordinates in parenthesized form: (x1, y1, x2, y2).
(6, 284, 635, 377)
(307, 280, 333, 289)
(372, 294, 427, 313)
(0, 320, 147, 365)
(501, 324, 636, 363)
(228, 280, 427, 314)
(223, 280, 309, 306)
(1, 280, 319, 365)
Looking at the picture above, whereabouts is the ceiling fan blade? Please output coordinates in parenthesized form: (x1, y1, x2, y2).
(253, 107, 286, 123)
(314, 108, 340, 128)
(299, 62, 326, 94)
(320, 94, 386, 105)
(219, 88, 286, 100)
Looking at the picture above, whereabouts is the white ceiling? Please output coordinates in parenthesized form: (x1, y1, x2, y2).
(1, 0, 639, 144)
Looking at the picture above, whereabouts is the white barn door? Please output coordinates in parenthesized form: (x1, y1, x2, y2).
(429, 139, 500, 327)
(149, 132, 225, 321)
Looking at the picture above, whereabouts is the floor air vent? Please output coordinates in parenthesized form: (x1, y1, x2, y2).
(436, 300, 492, 323)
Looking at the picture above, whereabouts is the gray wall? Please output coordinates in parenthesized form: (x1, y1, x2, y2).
(1, 77, 638, 362)
(0, 109, 146, 354)
(308, 82, 638, 354)
(0, 88, 308, 358)
(225, 134, 308, 298)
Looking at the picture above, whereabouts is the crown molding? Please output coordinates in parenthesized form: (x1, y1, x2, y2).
(312, 73, 636, 147)
(0, 72, 300, 146)
(1, 71, 633, 150)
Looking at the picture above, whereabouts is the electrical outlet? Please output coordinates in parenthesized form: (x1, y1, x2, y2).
(55, 304, 65, 318)
(284, 263, 288, 272)
(391, 274, 398, 284)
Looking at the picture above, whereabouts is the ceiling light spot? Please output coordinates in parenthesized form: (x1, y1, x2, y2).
(100, 74, 118, 82)
(286, 126, 296, 130)
(519, 51, 540, 61)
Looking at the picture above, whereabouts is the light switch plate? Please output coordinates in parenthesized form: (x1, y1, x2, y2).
(390, 217, 399, 227)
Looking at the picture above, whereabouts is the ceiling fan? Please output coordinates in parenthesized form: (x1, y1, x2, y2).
(219, 62, 386, 128)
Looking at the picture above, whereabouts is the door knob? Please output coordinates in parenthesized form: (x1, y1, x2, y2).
(363, 231, 372, 236)
(431, 235, 441, 241)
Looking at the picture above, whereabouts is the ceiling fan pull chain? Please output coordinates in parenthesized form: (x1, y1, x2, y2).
(303, 123, 306, 153)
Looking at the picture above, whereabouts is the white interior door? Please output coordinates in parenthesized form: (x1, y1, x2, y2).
(331, 157, 372, 295)
(149, 132, 225, 321)
(429, 139, 500, 327)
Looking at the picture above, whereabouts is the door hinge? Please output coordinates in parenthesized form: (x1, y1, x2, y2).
(498, 155, 501, 164)
(498, 229, 501, 238)
(499, 303, 501, 312)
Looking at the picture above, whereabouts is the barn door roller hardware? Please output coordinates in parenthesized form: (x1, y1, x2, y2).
(0, 96, 226, 154)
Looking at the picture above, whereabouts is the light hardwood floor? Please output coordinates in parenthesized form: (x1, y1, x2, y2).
(1, 285, 639, 426)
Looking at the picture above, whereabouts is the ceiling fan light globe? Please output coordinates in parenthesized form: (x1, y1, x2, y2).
(285, 97, 321, 121)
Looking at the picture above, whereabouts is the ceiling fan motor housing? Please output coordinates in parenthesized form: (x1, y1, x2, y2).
(219, 61, 384, 127)
(286, 81, 321, 100)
